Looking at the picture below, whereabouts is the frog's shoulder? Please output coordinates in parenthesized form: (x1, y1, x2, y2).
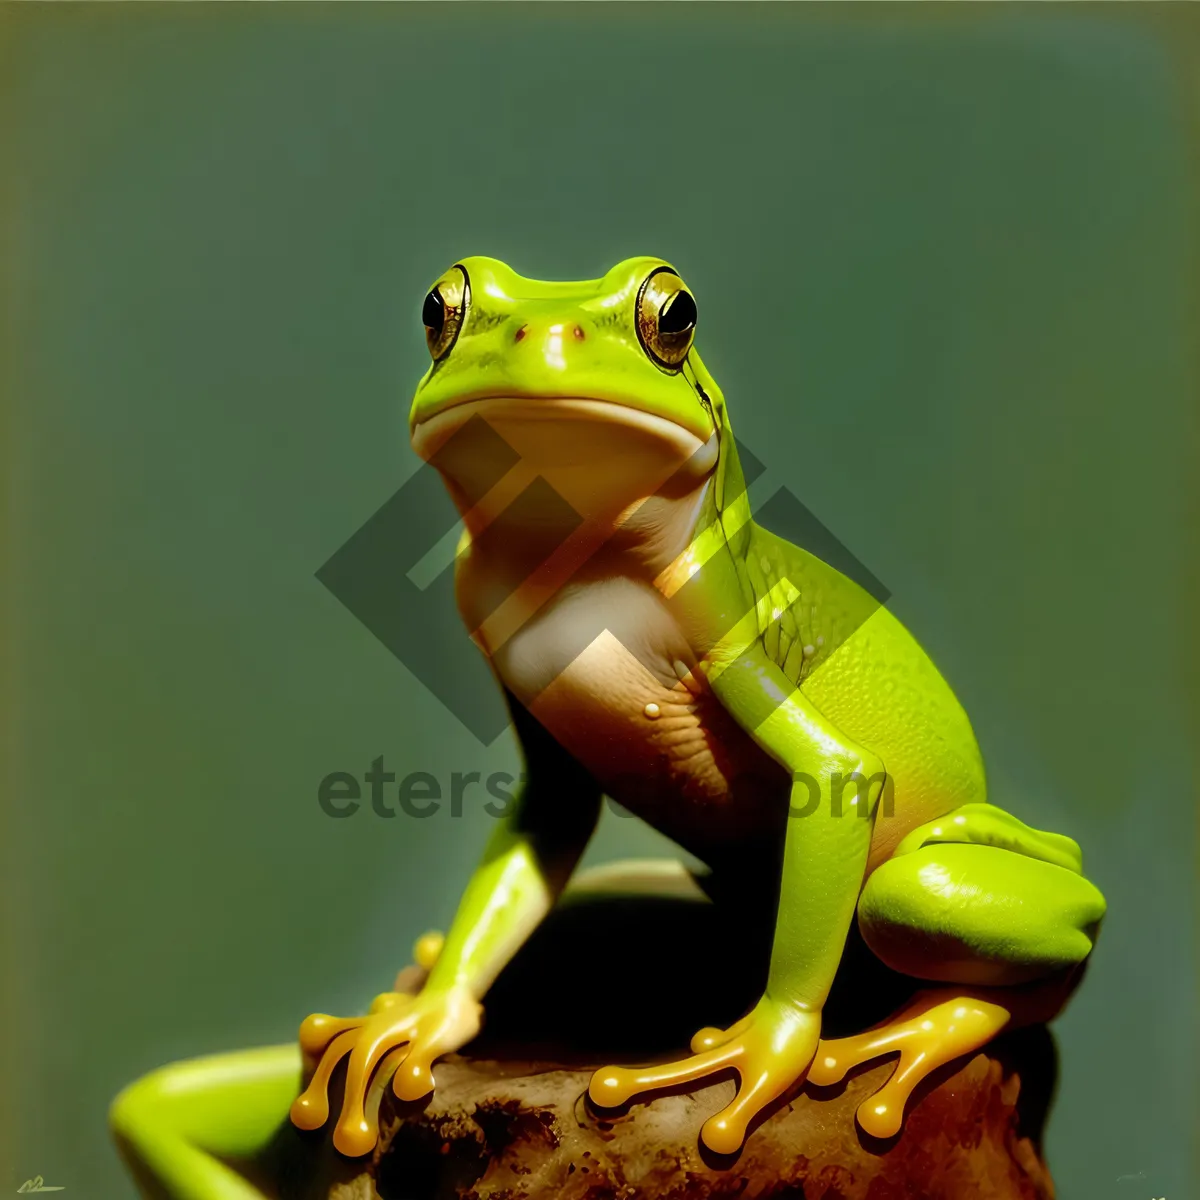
(740, 521, 884, 687)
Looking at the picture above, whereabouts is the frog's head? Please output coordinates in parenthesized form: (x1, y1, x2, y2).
(409, 257, 734, 527)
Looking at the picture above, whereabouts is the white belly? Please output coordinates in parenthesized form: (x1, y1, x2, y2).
(486, 575, 789, 862)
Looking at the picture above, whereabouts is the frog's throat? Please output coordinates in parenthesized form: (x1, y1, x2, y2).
(411, 397, 720, 544)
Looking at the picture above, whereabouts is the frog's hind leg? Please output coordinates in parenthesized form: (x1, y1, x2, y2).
(110, 1044, 301, 1199)
(858, 802, 1106, 988)
(809, 802, 1106, 1138)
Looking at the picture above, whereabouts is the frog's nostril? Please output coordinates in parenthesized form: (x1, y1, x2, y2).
(514, 325, 528, 343)
(573, 325, 585, 341)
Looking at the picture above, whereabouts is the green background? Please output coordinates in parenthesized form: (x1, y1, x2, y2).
(5, 4, 1197, 1197)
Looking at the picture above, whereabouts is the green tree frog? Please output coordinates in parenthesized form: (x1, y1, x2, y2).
(111, 257, 1106, 1197)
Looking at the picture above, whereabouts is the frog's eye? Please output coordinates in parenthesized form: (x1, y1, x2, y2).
(636, 268, 697, 370)
(422, 265, 469, 361)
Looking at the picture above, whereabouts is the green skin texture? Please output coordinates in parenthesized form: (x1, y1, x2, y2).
(111, 257, 1107, 1196)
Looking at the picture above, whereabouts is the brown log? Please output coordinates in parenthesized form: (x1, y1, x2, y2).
(260, 891, 1059, 1200)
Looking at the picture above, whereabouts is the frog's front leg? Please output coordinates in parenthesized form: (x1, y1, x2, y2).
(809, 801, 1107, 1137)
(590, 643, 883, 1154)
(296, 700, 602, 1156)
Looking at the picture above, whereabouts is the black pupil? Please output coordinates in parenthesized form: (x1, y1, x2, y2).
(659, 291, 697, 335)
(423, 290, 445, 335)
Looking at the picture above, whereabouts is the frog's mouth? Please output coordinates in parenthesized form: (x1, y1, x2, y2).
(411, 394, 719, 523)
(412, 396, 710, 460)
(412, 396, 710, 470)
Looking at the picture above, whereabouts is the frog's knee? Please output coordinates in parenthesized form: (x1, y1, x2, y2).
(859, 843, 1106, 986)
(895, 802, 1085, 874)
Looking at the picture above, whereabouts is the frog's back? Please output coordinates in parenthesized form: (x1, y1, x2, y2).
(744, 523, 986, 863)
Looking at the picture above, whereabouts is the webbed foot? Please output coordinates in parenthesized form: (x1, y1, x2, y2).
(807, 989, 1012, 1138)
(290, 931, 482, 1157)
(589, 997, 821, 1154)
